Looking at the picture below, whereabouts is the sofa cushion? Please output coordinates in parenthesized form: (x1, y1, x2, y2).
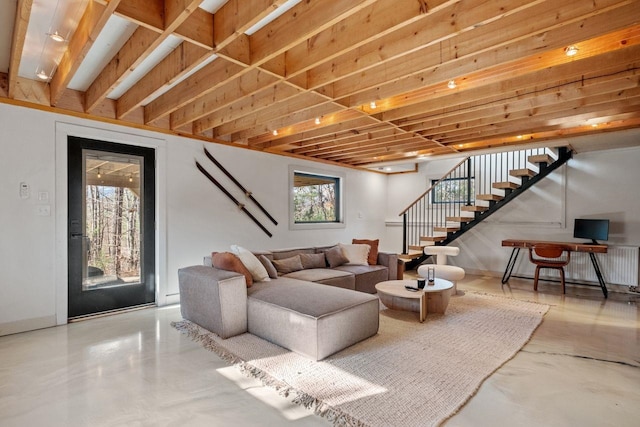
(334, 264, 389, 294)
(299, 252, 326, 269)
(231, 244, 270, 282)
(247, 279, 379, 360)
(211, 252, 253, 287)
(258, 254, 278, 279)
(339, 243, 370, 266)
(284, 268, 355, 290)
(272, 255, 304, 275)
(324, 245, 349, 268)
(271, 248, 316, 260)
(352, 238, 379, 265)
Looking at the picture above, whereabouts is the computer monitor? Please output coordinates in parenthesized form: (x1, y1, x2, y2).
(573, 218, 609, 244)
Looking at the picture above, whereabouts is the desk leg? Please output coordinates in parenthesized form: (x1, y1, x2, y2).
(501, 248, 520, 284)
(420, 294, 426, 322)
(588, 252, 608, 298)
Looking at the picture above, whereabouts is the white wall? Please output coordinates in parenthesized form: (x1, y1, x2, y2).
(386, 143, 640, 279)
(0, 103, 388, 335)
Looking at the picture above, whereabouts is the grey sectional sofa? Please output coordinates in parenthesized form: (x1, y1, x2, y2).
(178, 246, 398, 361)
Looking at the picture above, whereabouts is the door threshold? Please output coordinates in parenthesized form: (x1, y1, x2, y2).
(68, 303, 156, 322)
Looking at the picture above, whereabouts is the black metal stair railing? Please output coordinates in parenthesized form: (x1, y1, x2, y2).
(399, 146, 572, 258)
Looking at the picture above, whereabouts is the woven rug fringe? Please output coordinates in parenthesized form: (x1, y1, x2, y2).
(171, 320, 366, 426)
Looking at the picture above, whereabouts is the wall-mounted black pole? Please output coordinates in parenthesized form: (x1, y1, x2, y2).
(203, 146, 278, 226)
(196, 161, 272, 238)
(466, 158, 472, 206)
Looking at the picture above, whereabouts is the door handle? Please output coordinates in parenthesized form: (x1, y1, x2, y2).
(70, 232, 84, 239)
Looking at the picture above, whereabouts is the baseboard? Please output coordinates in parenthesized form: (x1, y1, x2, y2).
(463, 268, 634, 294)
(0, 315, 57, 337)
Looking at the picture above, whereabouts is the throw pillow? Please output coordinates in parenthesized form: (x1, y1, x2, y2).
(211, 252, 253, 287)
(352, 238, 379, 265)
(339, 243, 370, 266)
(299, 252, 326, 269)
(325, 245, 349, 268)
(258, 254, 278, 279)
(272, 255, 304, 275)
(230, 245, 270, 282)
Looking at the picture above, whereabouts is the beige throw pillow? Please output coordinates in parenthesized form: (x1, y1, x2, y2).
(339, 243, 370, 266)
(230, 244, 270, 282)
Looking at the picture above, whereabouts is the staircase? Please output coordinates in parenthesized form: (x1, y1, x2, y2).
(399, 146, 572, 268)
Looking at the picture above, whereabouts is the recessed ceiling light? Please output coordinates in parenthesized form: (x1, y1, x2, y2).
(272, 130, 278, 136)
(370, 101, 377, 109)
(48, 31, 66, 42)
(36, 70, 49, 80)
(384, 167, 392, 172)
(447, 80, 457, 89)
(315, 117, 321, 125)
(517, 135, 523, 139)
(591, 123, 598, 127)
(564, 45, 579, 57)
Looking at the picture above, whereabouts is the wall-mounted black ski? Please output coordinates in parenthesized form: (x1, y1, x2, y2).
(203, 146, 278, 226)
(196, 161, 272, 238)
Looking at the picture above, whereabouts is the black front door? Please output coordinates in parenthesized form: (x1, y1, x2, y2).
(68, 136, 155, 318)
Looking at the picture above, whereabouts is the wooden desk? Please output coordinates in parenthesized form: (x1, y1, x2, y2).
(501, 239, 608, 297)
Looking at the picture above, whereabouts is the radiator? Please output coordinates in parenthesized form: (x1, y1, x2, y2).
(516, 246, 639, 287)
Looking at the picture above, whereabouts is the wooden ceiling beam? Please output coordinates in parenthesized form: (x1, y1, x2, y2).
(51, 0, 122, 106)
(307, 0, 546, 90)
(253, 115, 375, 148)
(119, 0, 282, 120)
(194, 81, 301, 134)
(225, 95, 344, 139)
(386, 29, 640, 126)
(7, 0, 32, 99)
(438, 96, 640, 145)
(117, 42, 209, 118)
(248, 0, 379, 66)
(144, 0, 379, 126)
(171, 69, 277, 129)
(408, 72, 640, 137)
(85, 0, 204, 112)
(332, 0, 639, 105)
(291, 127, 402, 155)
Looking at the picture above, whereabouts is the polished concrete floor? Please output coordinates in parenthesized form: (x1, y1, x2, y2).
(0, 275, 638, 426)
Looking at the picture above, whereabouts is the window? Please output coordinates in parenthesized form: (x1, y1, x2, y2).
(289, 167, 344, 229)
(431, 177, 475, 204)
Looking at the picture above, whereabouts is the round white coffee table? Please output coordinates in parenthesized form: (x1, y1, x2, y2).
(375, 279, 454, 322)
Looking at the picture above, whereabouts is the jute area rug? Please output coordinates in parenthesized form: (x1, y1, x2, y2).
(173, 292, 548, 427)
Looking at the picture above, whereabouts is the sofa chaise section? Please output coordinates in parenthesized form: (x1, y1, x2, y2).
(247, 278, 379, 361)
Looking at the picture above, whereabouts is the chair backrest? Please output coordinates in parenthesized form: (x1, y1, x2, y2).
(424, 246, 460, 265)
(528, 244, 570, 265)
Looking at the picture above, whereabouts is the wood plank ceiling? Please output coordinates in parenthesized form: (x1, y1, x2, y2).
(3, 0, 640, 169)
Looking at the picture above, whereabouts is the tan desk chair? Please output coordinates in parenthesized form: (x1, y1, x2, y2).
(528, 244, 571, 294)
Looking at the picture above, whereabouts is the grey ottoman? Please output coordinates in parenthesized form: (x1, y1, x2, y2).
(247, 277, 379, 361)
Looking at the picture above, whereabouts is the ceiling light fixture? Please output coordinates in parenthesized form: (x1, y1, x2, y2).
(36, 69, 49, 80)
(370, 101, 377, 109)
(272, 130, 278, 136)
(517, 135, 523, 139)
(47, 31, 66, 42)
(97, 170, 102, 179)
(129, 175, 133, 183)
(591, 123, 598, 128)
(315, 117, 321, 125)
(564, 45, 579, 57)
(447, 80, 457, 89)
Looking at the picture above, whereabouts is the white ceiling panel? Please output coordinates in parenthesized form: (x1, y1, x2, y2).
(245, 0, 302, 35)
(68, 14, 136, 91)
(198, 0, 228, 14)
(108, 35, 183, 100)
